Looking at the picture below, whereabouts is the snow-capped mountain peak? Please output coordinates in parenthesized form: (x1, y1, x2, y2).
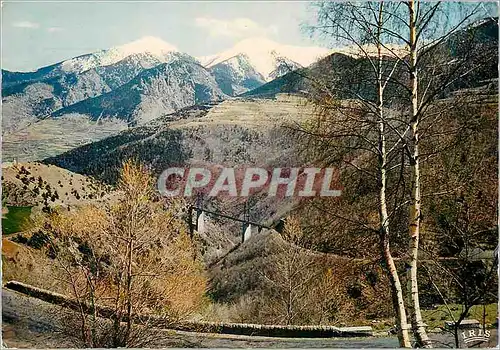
(199, 37, 330, 81)
(61, 36, 179, 74)
(115, 36, 178, 57)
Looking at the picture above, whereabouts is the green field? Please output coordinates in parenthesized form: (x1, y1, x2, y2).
(2, 206, 33, 234)
(422, 303, 498, 330)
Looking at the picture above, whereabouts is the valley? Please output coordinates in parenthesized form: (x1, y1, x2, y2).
(2, 114, 127, 162)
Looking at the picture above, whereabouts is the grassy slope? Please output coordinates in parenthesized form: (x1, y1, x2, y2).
(2, 206, 32, 234)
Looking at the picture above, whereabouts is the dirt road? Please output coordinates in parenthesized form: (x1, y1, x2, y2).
(2, 288, 496, 348)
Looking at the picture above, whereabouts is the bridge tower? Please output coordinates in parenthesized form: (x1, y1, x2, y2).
(241, 200, 253, 242)
(243, 223, 253, 242)
(195, 193, 205, 235)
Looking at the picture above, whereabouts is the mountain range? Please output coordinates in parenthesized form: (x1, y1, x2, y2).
(2, 18, 497, 164)
(2, 37, 329, 132)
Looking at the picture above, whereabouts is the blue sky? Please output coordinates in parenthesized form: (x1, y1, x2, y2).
(2, 1, 325, 71)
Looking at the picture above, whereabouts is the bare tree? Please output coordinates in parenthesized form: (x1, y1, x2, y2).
(260, 217, 317, 325)
(397, 3, 496, 346)
(43, 160, 207, 347)
(303, 2, 415, 346)
(311, 260, 357, 326)
(260, 216, 364, 326)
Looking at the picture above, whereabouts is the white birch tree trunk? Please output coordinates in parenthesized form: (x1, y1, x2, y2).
(379, 115, 411, 348)
(408, 1, 432, 347)
(375, 14, 411, 345)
